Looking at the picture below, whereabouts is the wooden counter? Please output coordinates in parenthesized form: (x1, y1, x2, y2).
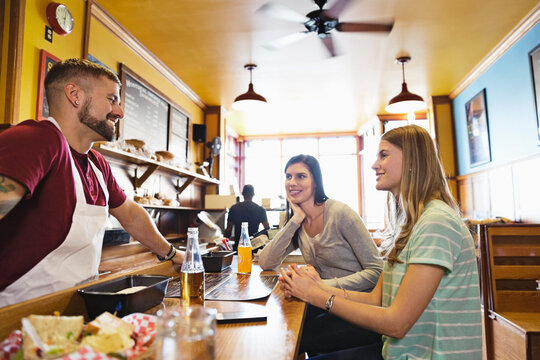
(0, 247, 307, 359)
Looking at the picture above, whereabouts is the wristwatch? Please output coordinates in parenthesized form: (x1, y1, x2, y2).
(325, 294, 336, 313)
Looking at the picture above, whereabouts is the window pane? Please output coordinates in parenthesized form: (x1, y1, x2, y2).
(319, 155, 359, 212)
(319, 137, 356, 155)
(244, 140, 283, 203)
(281, 138, 318, 161)
(361, 130, 386, 228)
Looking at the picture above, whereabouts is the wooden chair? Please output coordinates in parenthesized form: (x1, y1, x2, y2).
(478, 223, 540, 360)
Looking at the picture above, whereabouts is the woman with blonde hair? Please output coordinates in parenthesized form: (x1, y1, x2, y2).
(281, 125, 482, 359)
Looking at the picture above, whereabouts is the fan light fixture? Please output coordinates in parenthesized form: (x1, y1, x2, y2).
(385, 56, 426, 114)
(232, 64, 267, 112)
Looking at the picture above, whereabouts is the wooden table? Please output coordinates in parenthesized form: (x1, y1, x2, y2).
(153, 261, 307, 360)
(0, 255, 307, 360)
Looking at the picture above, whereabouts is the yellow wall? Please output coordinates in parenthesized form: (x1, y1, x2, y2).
(11, 0, 204, 167)
(87, 17, 204, 166)
(19, 0, 86, 123)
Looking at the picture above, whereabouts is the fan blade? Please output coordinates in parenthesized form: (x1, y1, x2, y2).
(257, 2, 308, 23)
(321, 36, 338, 57)
(263, 31, 310, 51)
(336, 22, 394, 33)
(324, 0, 352, 19)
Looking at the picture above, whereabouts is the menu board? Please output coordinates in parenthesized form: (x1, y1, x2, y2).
(169, 107, 189, 166)
(122, 73, 169, 152)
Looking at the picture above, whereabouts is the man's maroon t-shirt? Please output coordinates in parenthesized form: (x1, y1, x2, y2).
(0, 120, 127, 290)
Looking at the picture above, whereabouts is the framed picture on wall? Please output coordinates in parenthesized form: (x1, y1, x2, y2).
(529, 43, 540, 141)
(36, 49, 60, 120)
(465, 89, 491, 167)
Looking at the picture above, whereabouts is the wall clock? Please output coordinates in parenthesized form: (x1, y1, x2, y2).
(46, 2, 74, 36)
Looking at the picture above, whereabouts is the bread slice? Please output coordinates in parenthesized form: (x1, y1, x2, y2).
(84, 311, 135, 335)
(22, 315, 84, 359)
(81, 312, 135, 353)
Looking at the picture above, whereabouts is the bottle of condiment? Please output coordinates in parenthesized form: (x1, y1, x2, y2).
(180, 227, 205, 306)
(237, 222, 252, 274)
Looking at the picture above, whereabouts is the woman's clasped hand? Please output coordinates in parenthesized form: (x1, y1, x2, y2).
(279, 264, 321, 300)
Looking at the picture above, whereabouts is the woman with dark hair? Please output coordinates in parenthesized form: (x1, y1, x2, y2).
(259, 154, 383, 355)
(280, 126, 482, 360)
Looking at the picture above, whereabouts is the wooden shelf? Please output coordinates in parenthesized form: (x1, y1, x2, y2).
(141, 204, 203, 211)
(94, 143, 219, 191)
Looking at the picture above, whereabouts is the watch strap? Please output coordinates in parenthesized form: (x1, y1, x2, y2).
(157, 244, 176, 262)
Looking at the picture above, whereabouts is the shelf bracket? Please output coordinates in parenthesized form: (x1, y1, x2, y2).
(176, 177, 195, 195)
(133, 164, 160, 188)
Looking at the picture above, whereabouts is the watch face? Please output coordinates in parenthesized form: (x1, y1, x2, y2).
(56, 4, 74, 33)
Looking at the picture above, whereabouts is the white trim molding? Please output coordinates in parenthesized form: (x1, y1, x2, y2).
(90, 2, 206, 110)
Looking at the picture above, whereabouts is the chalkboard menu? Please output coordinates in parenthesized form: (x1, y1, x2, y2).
(122, 73, 169, 152)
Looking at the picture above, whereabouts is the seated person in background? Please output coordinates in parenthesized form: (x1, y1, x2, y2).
(0, 59, 184, 308)
(280, 126, 482, 360)
(259, 154, 383, 355)
(224, 184, 270, 251)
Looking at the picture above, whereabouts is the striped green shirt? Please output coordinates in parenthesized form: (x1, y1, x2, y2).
(381, 200, 482, 359)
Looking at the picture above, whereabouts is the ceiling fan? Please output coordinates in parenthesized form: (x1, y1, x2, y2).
(258, 0, 393, 57)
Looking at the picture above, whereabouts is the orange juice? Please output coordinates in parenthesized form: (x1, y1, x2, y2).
(237, 245, 252, 274)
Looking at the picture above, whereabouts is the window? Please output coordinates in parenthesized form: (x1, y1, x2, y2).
(243, 136, 361, 214)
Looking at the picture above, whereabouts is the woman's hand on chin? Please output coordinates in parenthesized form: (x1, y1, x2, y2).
(288, 198, 306, 224)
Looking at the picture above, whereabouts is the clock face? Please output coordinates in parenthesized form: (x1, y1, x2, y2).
(55, 4, 74, 33)
(46, 2, 74, 36)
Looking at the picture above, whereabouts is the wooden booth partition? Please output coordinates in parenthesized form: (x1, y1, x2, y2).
(477, 223, 540, 360)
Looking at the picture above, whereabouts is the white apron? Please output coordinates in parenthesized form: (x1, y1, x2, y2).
(0, 118, 109, 307)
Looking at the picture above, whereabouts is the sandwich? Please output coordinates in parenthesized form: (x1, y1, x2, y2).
(20, 312, 136, 358)
(80, 311, 135, 354)
(22, 315, 84, 359)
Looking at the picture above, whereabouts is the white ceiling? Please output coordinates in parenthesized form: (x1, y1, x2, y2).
(97, 0, 539, 136)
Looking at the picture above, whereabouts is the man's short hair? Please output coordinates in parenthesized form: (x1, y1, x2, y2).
(242, 184, 255, 198)
(44, 58, 120, 100)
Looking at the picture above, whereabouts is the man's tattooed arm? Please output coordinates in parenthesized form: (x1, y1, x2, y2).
(0, 175, 26, 220)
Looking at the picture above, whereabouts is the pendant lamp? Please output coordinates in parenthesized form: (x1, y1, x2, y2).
(385, 56, 425, 114)
(232, 64, 267, 112)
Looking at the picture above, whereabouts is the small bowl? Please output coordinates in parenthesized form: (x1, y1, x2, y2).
(78, 275, 170, 319)
(201, 251, 235, 272)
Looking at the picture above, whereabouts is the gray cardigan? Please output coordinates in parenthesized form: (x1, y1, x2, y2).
(259, 199, 383, 291)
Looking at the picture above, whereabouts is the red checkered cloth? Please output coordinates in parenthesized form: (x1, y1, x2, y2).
(0, 330, 22, 360)
(0, 314, 156, 360)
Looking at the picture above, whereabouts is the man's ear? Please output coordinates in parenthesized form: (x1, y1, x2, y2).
(64, 82, 81, 107)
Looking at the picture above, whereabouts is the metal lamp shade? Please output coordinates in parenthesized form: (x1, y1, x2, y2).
(385, 82, 425, 113)
(232, 83, 268, 112)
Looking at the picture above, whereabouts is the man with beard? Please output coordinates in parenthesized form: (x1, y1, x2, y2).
(0, 59, 184, 307)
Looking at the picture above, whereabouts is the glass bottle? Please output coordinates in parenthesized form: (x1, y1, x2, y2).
(237, 222, 252, 274)
(180, 227, 205, 305)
